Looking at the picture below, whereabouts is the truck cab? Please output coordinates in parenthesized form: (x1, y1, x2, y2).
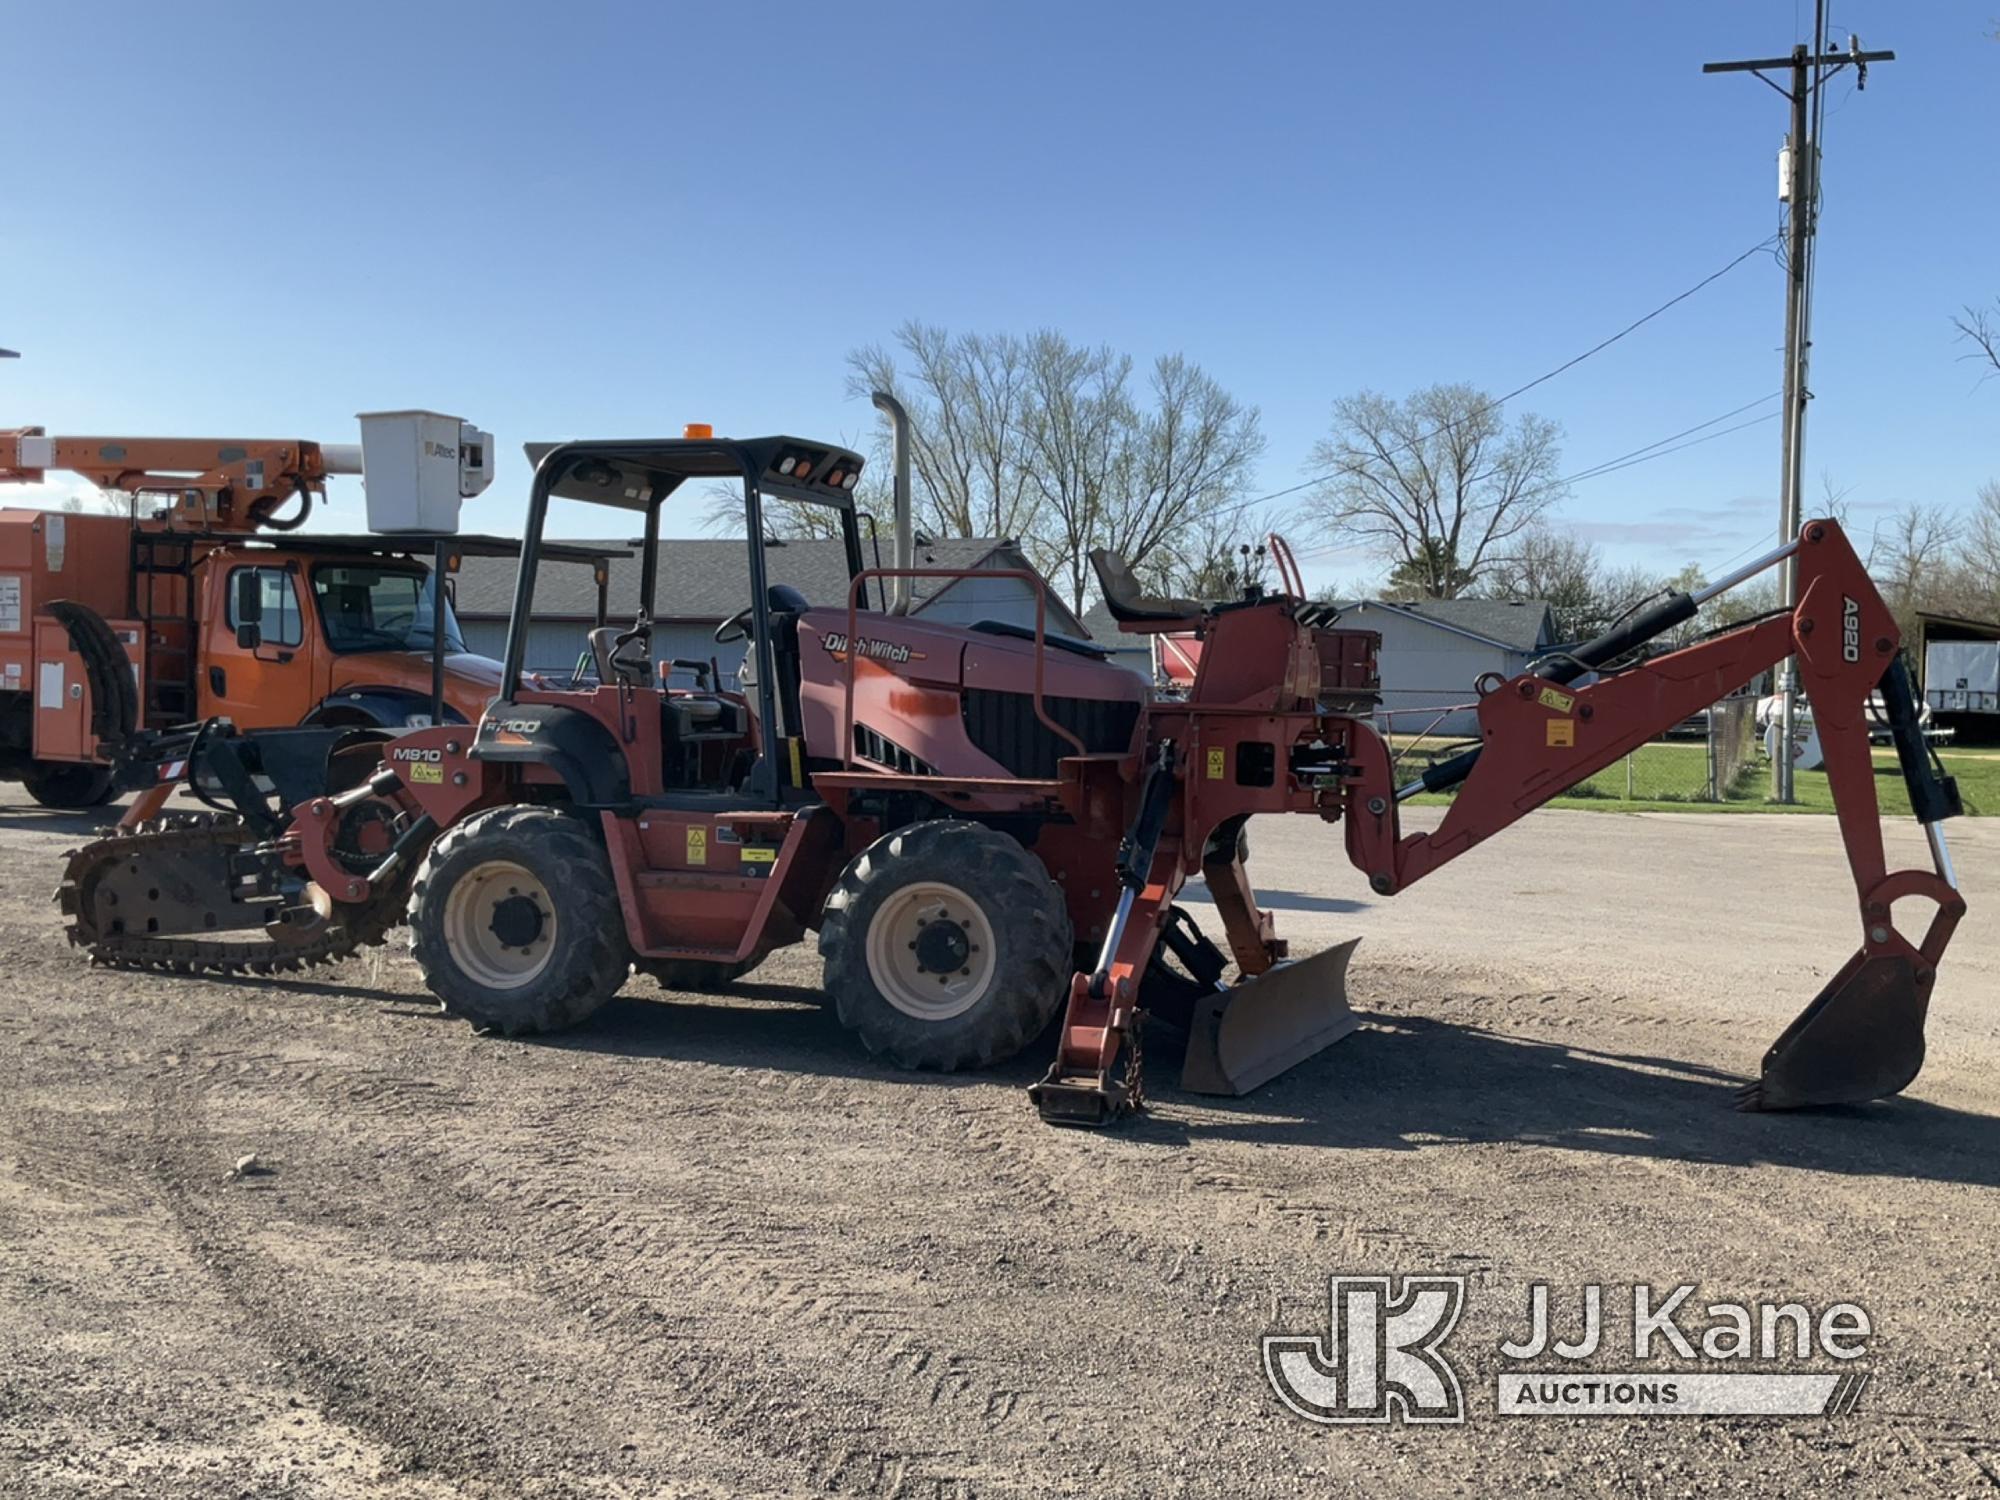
(197, 546, 499, 730)
(0, 512, 617, 808)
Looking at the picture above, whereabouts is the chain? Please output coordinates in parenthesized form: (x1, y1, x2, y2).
(59, 814, 409, 975)
(1120, 1006, 1146, 1114)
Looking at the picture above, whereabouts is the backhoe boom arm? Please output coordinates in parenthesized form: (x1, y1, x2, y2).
(1344, 518, 1964, 1110)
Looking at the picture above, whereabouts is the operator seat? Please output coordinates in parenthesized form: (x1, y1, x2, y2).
(589, 621, 653, 687)
(1089, 549, 1203, 624)
(763, 583, 811, 739)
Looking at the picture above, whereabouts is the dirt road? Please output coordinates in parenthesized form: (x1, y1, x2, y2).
(2, 799, 1996, 1497)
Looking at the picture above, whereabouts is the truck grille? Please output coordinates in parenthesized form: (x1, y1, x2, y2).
(853, 723, 938, 777)
(961, 689, 1140, 778)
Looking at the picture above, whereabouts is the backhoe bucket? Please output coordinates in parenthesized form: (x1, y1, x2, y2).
(1181, 938, 1363, 1096)
(1738, 950, 1930, 1111)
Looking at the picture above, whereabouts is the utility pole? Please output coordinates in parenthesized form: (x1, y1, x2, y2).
(1704, 21, 1892, 802)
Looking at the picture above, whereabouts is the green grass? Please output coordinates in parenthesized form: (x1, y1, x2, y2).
(1399, 744, 1997, 816)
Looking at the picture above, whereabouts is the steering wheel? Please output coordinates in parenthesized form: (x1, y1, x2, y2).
(715, 585, 811, 645)
(714, 605, 755, 645)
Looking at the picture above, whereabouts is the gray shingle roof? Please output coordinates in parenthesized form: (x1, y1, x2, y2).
(452, 535, 1069, 626)
(1332, 597, 1556, 653)
(1077, 600, 1118, 642)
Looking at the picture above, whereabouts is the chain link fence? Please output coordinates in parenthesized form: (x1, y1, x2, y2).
(1393, 690, 1765, 804)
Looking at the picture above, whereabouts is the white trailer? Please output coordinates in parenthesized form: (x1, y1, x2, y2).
(1925, 638, 2000, 717)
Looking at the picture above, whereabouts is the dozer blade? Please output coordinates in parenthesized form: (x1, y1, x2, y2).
(1738, 951, 1930, 1111)
(1181, 938, 1363, 1097)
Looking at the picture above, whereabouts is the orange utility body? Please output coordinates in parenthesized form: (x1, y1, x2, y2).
(0, 427, 510, 807)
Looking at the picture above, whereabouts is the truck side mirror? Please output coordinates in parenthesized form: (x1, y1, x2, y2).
(234, 572, 263, 649)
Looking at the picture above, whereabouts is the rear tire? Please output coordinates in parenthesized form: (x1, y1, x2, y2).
(23, 760, 114, 810)
(819, 819, 1071, 1071)
(409, 806, 631, 1035)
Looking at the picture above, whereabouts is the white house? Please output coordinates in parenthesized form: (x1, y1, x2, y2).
(1332, 597, 1558, 738)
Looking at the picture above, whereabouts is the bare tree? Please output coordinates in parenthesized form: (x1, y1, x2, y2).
(1016, 331, 1135, 613)
(1100, 355, 1264, 589)
(847, 324, 1039, 544)
(1870, 502, 1963, 627)
(850, 327, 1263, 613)
(1476, 526, 1603, 638)
(1141, 504, 1284, 602)
(1306, 384, 1565, 598)
(1816, 470, 1856, 528)
(1961, 480, 2000, 603)
(1954, 299, 2000, 380)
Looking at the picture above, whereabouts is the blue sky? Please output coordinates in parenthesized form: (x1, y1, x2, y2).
(6, 1, 1994, 592)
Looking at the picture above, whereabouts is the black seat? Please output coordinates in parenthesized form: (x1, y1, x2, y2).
(765, 585, 808, 738)
(1088, 549, 1203, 624)
(968, 619, 1112, 658)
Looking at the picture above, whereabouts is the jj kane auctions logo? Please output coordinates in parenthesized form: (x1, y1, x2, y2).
(1264, 1277, 1873, 1424)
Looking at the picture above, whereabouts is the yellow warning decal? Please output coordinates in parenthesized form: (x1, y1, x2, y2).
(788, 737, 804, 788)
(1206, 747, 1226, 780)
(410, 763, 443, 784)
(740, 847, 777, 864)
(1547, 719, 1575, 748)
(1538, 687, 1576, 713)
(686, 827, 708, 865)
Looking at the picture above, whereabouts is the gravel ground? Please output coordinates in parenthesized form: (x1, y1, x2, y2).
(1, 797, 1996, 1498)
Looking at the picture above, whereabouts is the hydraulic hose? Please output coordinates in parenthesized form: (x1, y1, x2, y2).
(1405, 591, 1701, 799)
(1880, 655, 1962, 826)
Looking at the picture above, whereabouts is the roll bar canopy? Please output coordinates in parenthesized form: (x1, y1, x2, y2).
(505, 435, 869, 806)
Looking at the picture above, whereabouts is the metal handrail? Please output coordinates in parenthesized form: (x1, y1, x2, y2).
(839, 568, 1087, 772)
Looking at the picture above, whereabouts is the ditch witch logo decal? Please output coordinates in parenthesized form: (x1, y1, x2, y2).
(820, 631, 926, 666)
(1264, 1277, 1873, 1425)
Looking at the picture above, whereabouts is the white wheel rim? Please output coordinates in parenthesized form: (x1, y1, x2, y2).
(441, 858, 559, 991)
(864, 879, 998, 1021)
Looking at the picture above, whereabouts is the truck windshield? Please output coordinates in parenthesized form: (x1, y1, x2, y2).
(310, 565, 467, 654)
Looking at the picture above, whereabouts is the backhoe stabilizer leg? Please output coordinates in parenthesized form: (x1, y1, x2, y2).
(1030, 743, 1179, 1127)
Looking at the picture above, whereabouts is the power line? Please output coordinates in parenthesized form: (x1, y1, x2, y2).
(1557, 392, 1780, 482)
(1210, 234, 1779, 525)
(1559, 407, 1781, 485)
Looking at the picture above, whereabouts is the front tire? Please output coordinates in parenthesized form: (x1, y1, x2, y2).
(23, 760, 114, 810)
(409, 806, 631, 1035)
(819, 820, 1072, 1071)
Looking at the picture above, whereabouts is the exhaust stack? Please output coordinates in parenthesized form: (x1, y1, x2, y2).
(871, 390, 914, 615)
